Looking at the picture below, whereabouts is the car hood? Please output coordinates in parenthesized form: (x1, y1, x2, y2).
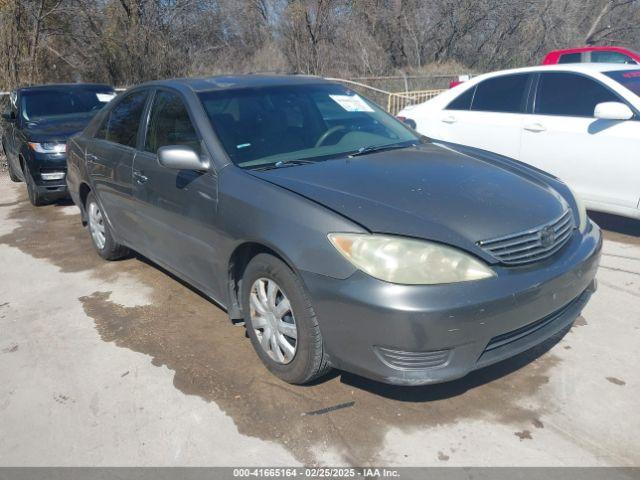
(24, 113, 95, 142)
(248, 143, 569, 258)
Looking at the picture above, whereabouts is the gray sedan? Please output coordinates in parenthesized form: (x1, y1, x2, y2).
(66, 75, 601, 386)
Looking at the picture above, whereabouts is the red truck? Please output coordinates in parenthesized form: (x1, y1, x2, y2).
(543, 46, 640, 65)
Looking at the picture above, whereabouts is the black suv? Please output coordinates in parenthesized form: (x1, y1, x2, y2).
(1, 84, 115, 205)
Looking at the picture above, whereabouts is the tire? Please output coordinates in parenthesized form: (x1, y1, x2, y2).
(7, 160, 21, 182)
(241, 253, 331, 385)
(85, 191, 129, 260)
(24, 165, 47, 206)
(3, 144, 21, 183)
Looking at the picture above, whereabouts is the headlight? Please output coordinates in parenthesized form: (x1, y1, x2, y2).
(328, 233, 495, 285)
(567, 186, 588, 232)
(28, 142, 66, 154)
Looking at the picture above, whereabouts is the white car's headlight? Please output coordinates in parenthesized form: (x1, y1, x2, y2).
(28, 142, 66, 154)
(328, 233, 495, 285)
(567, 186, 588, 232)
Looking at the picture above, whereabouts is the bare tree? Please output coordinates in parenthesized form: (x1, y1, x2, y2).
(0, 0, 638, 90)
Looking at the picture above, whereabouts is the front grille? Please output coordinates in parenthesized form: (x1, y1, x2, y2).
(483, 299, 576, 353)
(375, 346, 450, 370)
(477, 210, 575, 265)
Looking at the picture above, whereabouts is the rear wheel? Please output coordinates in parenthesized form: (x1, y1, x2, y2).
(242, 253, 331, 384)
(86, 191, 129, 260)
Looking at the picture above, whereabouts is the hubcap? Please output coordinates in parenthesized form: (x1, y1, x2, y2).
(249, 278, 297, 364)
(88, 201, 106, 250)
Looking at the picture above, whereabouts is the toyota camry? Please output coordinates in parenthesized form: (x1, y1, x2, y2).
(66, 75, 601, 386)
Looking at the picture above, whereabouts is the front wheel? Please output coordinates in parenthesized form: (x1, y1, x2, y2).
(1, 143, 19, 182)
(8, 164, 20, 182)
(85, 191, 129, 260)
(5, 156, 21, 183)
(24, 167, 47, 206)
(242, 254, 331, 384)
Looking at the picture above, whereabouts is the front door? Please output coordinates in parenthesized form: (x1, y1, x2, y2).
(433, 73, 531, 159)
(520, 72, 640, 211)
(132, 89, 220, 295)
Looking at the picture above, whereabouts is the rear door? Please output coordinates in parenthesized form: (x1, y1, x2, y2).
(434, 73, 531, 159)
(131, 89, 220, 294)
(519, 71, 640, 211)
(85, 89, 149, 245)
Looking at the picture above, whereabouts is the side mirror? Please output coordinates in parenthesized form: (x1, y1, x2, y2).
(594, 102, 633, 121)
(396, 116, 417, 129)
(157, 145, 210, 171)
(1, 110, 15, 122)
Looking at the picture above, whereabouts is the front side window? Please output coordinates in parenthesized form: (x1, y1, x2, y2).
(144, 91, 200, 154)
(198, 84, 419, 169)
(604, 69, 640, 97)
(470, 74, 529, 113)
(535, 72, 618, 117)
(20, 87, 115, 121)
(96, 91, 148, 148)
(558, 52, 582, 64)
(591, 51, 637, 64)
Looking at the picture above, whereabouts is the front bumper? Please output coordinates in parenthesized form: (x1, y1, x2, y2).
(27, 152, 69, 199)
(301, 222, 602, 386)
(33, 172, 68, 200)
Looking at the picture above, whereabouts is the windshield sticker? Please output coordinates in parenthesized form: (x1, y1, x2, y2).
(236, 143, 251, 149)
(96, 93, 117, 102)
(329, 94, 374, 112)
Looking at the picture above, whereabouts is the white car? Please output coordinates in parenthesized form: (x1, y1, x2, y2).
(399, 64, 640, 220)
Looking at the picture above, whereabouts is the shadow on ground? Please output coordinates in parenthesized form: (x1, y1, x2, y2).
(590, 211, 640, 244)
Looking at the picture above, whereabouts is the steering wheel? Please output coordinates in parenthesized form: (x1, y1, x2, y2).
(315, 126, 347, 148)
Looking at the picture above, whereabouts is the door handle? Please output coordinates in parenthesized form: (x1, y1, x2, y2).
(86, 153, 99, 162)
(442, 115, 457, 124)
(133, 171, 148, 184)
(524, 123, 546, 132)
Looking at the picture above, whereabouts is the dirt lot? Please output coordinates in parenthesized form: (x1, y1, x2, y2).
(0, 171, 639, 467)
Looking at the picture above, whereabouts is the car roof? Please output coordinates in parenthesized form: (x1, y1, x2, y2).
(547, 46, 639, 55)
(138, 74, 334, 93)
(17, 83, 114, 93)
(474, 63, 640, 79)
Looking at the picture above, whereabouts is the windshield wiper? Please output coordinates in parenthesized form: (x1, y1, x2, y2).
(250, 159, 317, 171)
(348, 142, 417, 158)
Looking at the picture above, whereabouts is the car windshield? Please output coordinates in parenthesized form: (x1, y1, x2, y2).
(604, 70, 640, 97)
(21, 87, 116, 121)
(198, 83, 420, 168)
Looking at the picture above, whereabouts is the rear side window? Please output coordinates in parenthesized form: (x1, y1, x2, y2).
(558, 53, 582, 64)
(145, 91, 200, 154)
(591, 51, 636, 64)
(470, 74, 529, 113)
(446, 87, 475, 110)
(535, 72, 618, 117)
(96, 91, 147, 147)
